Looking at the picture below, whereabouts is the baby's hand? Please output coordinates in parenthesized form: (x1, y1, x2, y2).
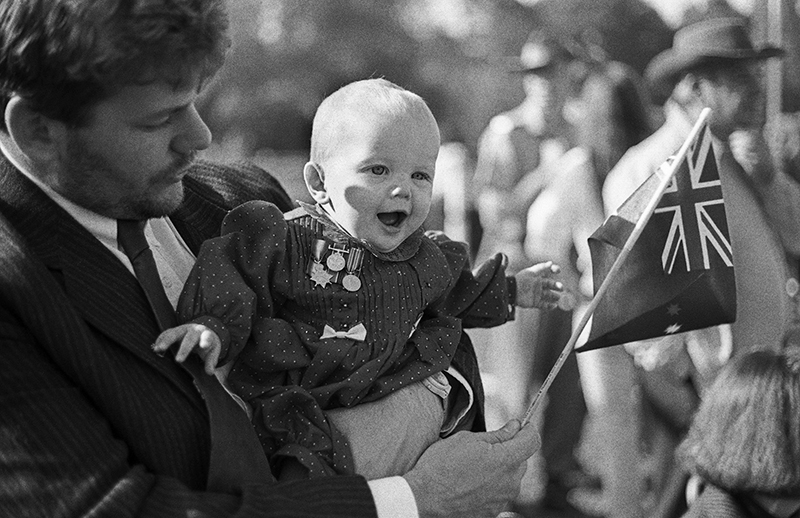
(514, 261, 563, 310)
(153, 323, 222, 375)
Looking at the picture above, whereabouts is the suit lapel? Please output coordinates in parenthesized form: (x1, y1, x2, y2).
(0, 158, 202, 409)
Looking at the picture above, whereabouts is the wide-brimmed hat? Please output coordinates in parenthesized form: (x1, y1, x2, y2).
(646, 17, 784, 97)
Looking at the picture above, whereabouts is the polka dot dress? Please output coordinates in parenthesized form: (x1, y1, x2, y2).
(178, 201, 512, 478)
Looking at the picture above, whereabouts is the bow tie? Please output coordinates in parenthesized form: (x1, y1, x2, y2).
(320, 323, 367, 341)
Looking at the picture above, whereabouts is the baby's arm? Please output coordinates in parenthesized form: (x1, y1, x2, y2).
(153, 324, 222, 375)
(514, 260, 563, 310)
(425, 231, 563, 326)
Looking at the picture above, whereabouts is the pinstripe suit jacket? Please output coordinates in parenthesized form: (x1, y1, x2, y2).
(0, 157, 378, 517)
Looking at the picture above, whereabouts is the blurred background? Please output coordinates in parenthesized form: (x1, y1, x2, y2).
(196, 1, 800, 517)
(198, 0, 798, 206)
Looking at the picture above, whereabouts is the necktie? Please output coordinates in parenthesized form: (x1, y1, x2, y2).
(117, 219, 274, 490)
(117, 220, 177, 330)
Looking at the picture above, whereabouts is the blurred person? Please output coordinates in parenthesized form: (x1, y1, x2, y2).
(0, 1, 548, 516)
(677, 347, 800, 517)
(472, 29, 574, 270)
(524, 58, 655, 518)
(470, 28, 595, 516)
(427, 141, 473, 243)
(602, 16, 800, 518)
(155, 78, 563, 482)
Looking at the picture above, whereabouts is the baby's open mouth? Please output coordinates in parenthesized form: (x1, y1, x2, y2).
(377, 211, 408, 227)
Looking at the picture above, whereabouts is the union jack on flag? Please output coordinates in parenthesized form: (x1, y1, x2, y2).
(578, 117, 737, 352)
(655, 125, 733, 274)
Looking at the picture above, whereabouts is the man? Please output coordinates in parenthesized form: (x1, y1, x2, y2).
(0, 1, 539, 517)
(472, 30, 574, 270)
(470, 30, 592, 515)
(602, 16, 800, 518)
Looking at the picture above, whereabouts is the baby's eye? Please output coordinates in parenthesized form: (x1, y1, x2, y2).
(369, 165, 388, 176)
(412, 171, 432, 182)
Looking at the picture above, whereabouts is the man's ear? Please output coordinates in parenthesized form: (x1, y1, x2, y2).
(4, 97, 68, 162)
(303, 161, 330, 204)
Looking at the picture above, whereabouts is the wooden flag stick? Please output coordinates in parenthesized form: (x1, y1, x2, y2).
(521, 107, 712, 426)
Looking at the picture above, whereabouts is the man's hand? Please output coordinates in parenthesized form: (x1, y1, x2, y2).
(514, 261, 563, 310)
(152, 323, 222, 375)
(404, 420, 541, 518)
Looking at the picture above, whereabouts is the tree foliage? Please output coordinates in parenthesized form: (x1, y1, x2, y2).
(199, 0, 672, 157)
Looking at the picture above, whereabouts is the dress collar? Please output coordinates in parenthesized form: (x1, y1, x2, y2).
(297, 201, 423, 262)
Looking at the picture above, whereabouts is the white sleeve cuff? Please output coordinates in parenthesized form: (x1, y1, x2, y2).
(368, 476, 419, 518)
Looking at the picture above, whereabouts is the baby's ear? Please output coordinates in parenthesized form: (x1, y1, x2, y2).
(303, 162, 329, 204)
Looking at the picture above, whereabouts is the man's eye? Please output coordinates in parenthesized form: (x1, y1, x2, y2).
(140, 117, 171, 129)
(413, 171, 432, 182)
(370, 165, 388, 175)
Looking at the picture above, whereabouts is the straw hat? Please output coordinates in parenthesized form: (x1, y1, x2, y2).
(645, 17, 784, 97)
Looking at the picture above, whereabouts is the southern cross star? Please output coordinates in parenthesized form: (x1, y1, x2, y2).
(664, 323, 682, 334)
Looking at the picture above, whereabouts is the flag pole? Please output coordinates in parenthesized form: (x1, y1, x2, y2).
(521, 107, 712, 426)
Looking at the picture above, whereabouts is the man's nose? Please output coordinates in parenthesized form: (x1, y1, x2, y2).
(171, 105, 212, 154)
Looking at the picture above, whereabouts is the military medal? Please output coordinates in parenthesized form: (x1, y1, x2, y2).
(326, 245, 347, 271)
(342, 247, 364, 292)
(310, 268, 333, 288)
(308, 239, 333, 288)
(342, 274, 361, 292)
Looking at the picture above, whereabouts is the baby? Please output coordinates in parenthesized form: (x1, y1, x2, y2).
(155, 78, 562, 480)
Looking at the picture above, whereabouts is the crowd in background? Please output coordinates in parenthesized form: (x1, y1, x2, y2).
(4, 0, 797, 516)
(461, 5, 800, 518)
(198, 1, 800, 518)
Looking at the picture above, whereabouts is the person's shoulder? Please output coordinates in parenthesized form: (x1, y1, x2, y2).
(186, 159, 295, 212)
(222, 200, 287, 237)
(0, 211, 33, 269)
(424, 230, 469, 258)
(682, 484, 743, 518)
(607, 128, 662, 176)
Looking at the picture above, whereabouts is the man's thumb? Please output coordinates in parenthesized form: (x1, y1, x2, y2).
(484, 419, 522, 445)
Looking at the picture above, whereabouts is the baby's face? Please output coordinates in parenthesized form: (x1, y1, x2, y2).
(320, 109, 439, 252)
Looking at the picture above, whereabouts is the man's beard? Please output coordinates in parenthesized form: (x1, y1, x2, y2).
(60, 136, 194, 219)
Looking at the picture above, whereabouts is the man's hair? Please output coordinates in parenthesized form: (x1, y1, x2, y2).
(309, 78, 438, 164)
(678, 347, 800, 496)
(0, 0, 230, 131)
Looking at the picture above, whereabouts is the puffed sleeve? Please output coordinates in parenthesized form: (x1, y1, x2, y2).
(425, 230, 514, 328)
(177, 200, 288, 363)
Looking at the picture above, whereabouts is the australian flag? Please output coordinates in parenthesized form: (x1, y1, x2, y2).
(577, 121, 736, 352)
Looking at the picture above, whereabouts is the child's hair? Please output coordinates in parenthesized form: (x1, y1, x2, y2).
(309, 78, 438, 164)
(678, 347, 800, 497)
